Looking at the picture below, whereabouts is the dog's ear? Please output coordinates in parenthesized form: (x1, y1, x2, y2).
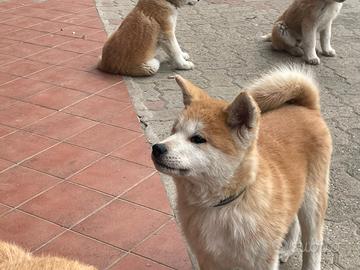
(226, 92, 259, 142)
(175, 75, 209, 106)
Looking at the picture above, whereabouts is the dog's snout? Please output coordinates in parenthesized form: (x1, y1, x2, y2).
(152, 143, 168, 158)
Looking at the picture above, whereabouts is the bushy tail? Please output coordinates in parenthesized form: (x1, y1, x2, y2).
(261, 33, 272, 42)
(247, 65, 320, 112)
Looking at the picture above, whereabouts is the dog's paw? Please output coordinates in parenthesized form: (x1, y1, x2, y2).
(176, 61, 194, 70)
(322, 48, 336, 57)
(305, 56, 320, 65)
(182, 52, 190, 60)
(279, 250, 292, 264)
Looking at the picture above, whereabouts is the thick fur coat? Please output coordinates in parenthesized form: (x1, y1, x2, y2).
(152, 66, 332, 270)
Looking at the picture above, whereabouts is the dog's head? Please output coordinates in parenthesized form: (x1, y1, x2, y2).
(152, 76, 260, 189)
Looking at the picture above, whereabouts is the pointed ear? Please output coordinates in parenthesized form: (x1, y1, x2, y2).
(226, 92, 259, 141)
(175, 75, 209, 106)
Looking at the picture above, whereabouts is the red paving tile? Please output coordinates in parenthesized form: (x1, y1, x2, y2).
(97, 81, 130, 103)
(65, 95, 130, 122)
(61, 53, 99, 72)
(0, 78, 52, 99)
(22, 143, 103, 178)
(3, 16, 46, 28)
(25, 86, 89, 110)
(122, 174, 172, 215)
(0, 96, 17, 109)
(0, 71, 17, 85)
(69, 156, 154, 196)
(20, 182, 111, 227)
(2, 29, 46, 42)
(112, 136, 154, 168)
(0, 204, 11, 215)
(24, 112, 95, 140)
(73, 200, 171, 250)
(27, 48, 80, 65)
(57, 39, 103, 54)
(29, 21, 72, 33)
(134, 220, 192, 270)
(0, 101, 54, 128)
(0, 59, 50, 76)
(110, 254, 172, 270)
(0, 0, 189, 268)
(0, 158, 13, 172)
(0, 125, 14, 138)
(0, 166, 61, 207)
(0, 53, 18, 66)
(30, 67, 120, 93)
(0, 210, 63, 250)
(0, 24, 20, 34)
(66, 124, 140, 154)
(28, 34, 74, 48)
(36, 231, 125, 269)
(56, 25, 100, 38)
(86, 31, 108, 42)
(0, 42, 47, 58)
(0, 131, 56, 163)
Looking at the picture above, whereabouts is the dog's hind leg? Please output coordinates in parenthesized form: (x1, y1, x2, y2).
(129, 58, 160, 77)
(279, 216, 300, 263)
(299, 187, 327, 270)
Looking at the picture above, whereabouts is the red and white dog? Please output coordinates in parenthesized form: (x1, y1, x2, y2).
(152, 66, 332, 270)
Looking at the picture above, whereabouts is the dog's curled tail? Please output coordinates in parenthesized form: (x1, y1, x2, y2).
(247, 65, 320, 112)
(261, 33, 272, 42)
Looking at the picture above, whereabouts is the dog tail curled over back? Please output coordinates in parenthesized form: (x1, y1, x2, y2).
(247, 65, 320, 112)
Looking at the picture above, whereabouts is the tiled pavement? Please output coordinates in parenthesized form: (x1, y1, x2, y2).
(0, 0, 191, 269)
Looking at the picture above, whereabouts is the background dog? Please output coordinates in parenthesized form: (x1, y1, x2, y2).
(98, 0, 200, 76)
(152, 66, 332, 269)
(263, 0, 344, 65)
(0, 241, 96, 270)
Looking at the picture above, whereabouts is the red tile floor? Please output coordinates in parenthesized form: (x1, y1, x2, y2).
(0, 0, 192, 269)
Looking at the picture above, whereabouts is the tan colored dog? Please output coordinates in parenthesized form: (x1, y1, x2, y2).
(98, 0, 199, 76)
(0, 241, 96, 270)
(152, 66, 332, 270)
(263, 0, 345, 65)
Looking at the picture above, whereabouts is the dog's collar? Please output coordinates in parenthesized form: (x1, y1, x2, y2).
(213, 188, 246, 207)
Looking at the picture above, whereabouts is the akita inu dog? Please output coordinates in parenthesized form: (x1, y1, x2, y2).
(263, 0, 345, 65)
(98, 0, 200, 77)
(152, 66, 332, 270)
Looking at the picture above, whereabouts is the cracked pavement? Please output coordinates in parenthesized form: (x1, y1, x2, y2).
(95, 0, 360, 269)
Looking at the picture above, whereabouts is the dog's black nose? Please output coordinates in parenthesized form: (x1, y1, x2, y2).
(152, 144, 167, 158)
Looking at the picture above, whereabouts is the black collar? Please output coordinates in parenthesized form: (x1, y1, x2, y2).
(213, 188, 246, 207)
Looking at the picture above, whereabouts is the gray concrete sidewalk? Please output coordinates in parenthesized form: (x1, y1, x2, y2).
(95, 0, 360, 269)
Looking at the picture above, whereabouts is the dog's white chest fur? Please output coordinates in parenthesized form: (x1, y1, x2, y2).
(317, 3, 342, 31)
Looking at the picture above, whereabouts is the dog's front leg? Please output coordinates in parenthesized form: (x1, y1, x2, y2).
(320, 22, 336, 57)
(302, 22, 320, 65)
(160, 31, 194, 70)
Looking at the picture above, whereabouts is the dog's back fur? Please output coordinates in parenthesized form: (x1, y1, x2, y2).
(152, 65, 332, 270)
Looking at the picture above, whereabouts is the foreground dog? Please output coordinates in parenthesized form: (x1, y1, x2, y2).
(263, 0, 345, 65)
(98, 0, 199, 76)
(0, 241, 96, 270)
(152, 66, 332, 269)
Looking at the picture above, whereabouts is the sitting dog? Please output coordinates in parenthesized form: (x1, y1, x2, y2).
(151, 66, 332, 270)
(263, 0, 345, 65)
(98, 0, 200, 76)
(0, 241, 96, 270)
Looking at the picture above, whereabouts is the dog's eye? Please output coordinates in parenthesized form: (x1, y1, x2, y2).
(190, 135, 206, 144)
